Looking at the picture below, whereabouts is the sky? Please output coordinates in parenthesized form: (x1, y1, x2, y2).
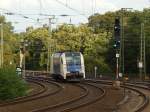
(0, 0, 150, 32)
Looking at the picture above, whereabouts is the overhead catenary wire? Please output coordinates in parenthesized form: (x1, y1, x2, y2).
(0, 8, 36, 21)
(54, 0, 88, 17)
(1, 9, 81, 23)
(0, 0, 92, 29)
(0, 7, 87, 23)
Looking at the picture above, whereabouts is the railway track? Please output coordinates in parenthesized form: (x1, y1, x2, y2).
(31, 81, 105, 112)
(32, 77, 149, 112)
(1, 76, 149, 112)
(0, 77, 89, 112)
(0, 77, 63, 112)
(85, 79, 150, 112)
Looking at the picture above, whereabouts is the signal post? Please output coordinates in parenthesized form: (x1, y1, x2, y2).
(113, 17, 121, 88)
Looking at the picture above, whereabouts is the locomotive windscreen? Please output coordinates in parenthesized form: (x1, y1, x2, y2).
(65, 52, 81, 72)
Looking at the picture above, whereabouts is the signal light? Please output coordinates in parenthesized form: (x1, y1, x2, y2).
(113, 41, 120, 49)
(113, 17, 121, 50)
(114, 17, 121, 42)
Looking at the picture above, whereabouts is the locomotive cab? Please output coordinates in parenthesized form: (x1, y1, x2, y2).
(65, 52, 85, 80)
(50, 52, 85, 81)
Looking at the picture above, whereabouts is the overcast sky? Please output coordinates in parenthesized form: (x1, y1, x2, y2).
(0, 0, 149, 32)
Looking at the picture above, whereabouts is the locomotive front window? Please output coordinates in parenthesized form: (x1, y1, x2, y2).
(65, 53, 81, 65)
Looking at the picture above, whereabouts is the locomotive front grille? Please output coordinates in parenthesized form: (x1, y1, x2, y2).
(66, 72, 84, 79)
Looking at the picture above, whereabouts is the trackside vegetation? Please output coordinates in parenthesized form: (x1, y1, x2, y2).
(0, 8, 150, 84)
(0, 66, 28, 101)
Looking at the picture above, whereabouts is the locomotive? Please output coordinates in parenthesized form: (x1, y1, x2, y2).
(50, 52, 85, 81)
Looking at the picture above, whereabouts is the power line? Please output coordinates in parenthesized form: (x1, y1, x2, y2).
(0, 8, 36, 21)
(0, 7, 86, 20)
(54, 0, 88, 17)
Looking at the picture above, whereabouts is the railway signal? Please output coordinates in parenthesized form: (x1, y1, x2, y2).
(113, 17, 121, 49)
(113, 17, 121, 81)
(113, 41, 120, 49)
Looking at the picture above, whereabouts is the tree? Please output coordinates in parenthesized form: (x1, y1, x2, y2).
(0, 16, 19, 66)
(23, 27, 49, 70)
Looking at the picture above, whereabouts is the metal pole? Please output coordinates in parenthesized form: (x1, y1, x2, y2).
(116, 56, 119, 80)
(143, 23, 146, 80)
(120, 8, 124, 77)
(123, 78, 126, 96)
(1, 23, 3, 68)
(23, 44, 25, 78)
(0, 24, 1, 68)
(121, 8, 133, 77)
(122, 16, 124, 76)
(47, 18, 52, 72)
(140, 23, 144, 80)
(0, 23, 3, 68)
(120, 10, 122, 75)
(94, 66, 97, 78)
(95, 69, 96, 78)
(47, 44, 50, 72)
(116, 52, 119, 80)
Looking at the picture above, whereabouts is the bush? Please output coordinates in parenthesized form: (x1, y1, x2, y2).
(0, 66, 28, 101)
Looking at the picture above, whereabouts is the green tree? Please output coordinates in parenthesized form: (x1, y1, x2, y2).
(53, 24, 111, 75)
(0, 16, 19, 66)
(23, 27, 49, 70)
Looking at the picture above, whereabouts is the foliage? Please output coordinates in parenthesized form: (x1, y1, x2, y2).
(52, 24, 111, 74)
(22, 27, 49, 70)
(0, 66, 28, 101)
(0, 16, 19, 66)
(1, 8, 150, 78)
(88, 9, 150, 78)
(18, 24, 111, 74)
